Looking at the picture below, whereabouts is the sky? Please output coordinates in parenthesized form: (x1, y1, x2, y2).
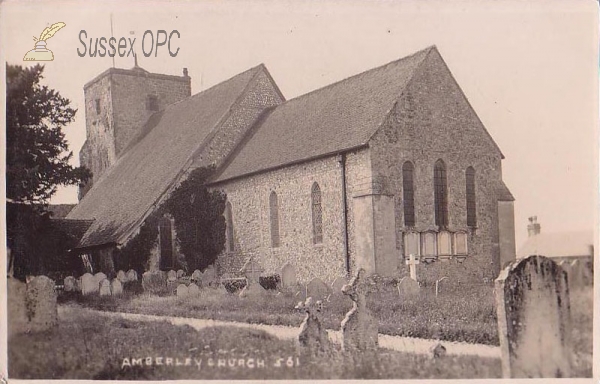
(1, 0, 598, 248)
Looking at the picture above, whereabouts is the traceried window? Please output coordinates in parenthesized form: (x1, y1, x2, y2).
(434, 159, 449, 228)
(466, 167, 477, 228)
(225, 201, 234, 252)
(402, 161, 416, 227)
(159, 216, 174, 270)
(269, 191, 280, 248)
(311, 183, 323, 244)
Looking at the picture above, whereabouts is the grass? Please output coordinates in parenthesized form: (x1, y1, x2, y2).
(64, 282, 499, 345)
(8, 307, 503, 380)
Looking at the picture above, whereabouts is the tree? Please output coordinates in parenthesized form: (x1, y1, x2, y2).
(6, 64, 91, 279)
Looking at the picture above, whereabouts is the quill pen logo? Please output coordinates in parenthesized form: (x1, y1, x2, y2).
(23, 22, 66, 61)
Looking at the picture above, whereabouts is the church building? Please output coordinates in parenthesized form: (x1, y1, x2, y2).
(66, 46, 516, 284)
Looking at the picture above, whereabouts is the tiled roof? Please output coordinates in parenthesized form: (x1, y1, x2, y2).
(67, 65, 265, 248)
(213, 46, 435, 182)
(517, 231, 594, 258)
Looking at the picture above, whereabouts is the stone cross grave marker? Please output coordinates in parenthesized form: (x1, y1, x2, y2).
(99, 279, 111, 296)
(81, 273, 98, 295)
(495, 255, 572, 378)
(239, 257, 265, 297)
(341, 268, 378, 352)
(281, 263, 297, 289)
(405, 253, 420, 281)
(298, 297, 331, 354)
(111, 279, 123, 296)
(26, 275, 58, 332)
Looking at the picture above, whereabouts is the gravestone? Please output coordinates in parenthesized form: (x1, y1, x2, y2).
(331, 277, 348, 296)
(126, 269, 138, 282)
(203, 265, 218, 287)
(422, 232, 437, 257)
(142, 271, 168, 294)
(454, 232, 468, 255)
(167, 270, 177, 281)
(81, 273, 98, 295)
(26, 276, 58, 332)
(306, 277, 330, 300)
(280, 263, 297, 289)
(64, 276, 77, 292)
(177, 269, 185, 278)
(438, 231, 452, 256)
(188, 283, 200, 296)
(8, 277, 29, 338)
(191, 269, 202, 284)
(495, 255, 571, 378)
(177, 284, 189, 297)
(116, 270, 127, 283)
(298, 297, 331, 354)
(94, 272, 107, 290)
(99, 279, 111, 296)
(398, 277, 420, 296)
(111, 279, 123, 296)
(239, 257, 266, 298)
(341, 269, 378, 351)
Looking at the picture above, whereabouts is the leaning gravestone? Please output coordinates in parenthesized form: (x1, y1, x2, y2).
(99, 279, 111, 296)
(26, 275, 58, 332)
(307, 277, 330, 300)
(142, 271, 168, 294)
(397, 277, 420, 297)
(495, 255, 571, 378)
(64, 276, 77, 292)
(281, 263, 297, 289)
(341, 268, 378, 352)
(111, 279, 124, 296)
(116, 270, 127, 283)
(126, 269, 138, 282)
(298, 297, 331, 354)
(81, 273, 98, 295)
(239, 257, 266, 298)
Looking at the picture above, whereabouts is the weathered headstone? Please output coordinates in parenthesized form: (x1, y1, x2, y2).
(177, 269, 185, 278)
(203, 265, 218, 287)
(341, 269, 378, 351)
(116, 270, 128, 283)
(298, 297, 331, 354)
(239, 257, 266, 297)
(81, 273, 98, 295)
(111, 279, 123, 296)
(306, 277, 330, 300)
(142, 271, 168, 294)
(99, 279, 111, 296)
(495, 255, 571, 378)
(188, 283, 200, 296)
(398, 277, 420, 296)
(280, 263, 297, 288)
(126, 269, 138, 282)
(64, 276, 77, 292)
(167, 270, 177, 281)
(191, 269, 202, 283)
(26, 276, 58, 332)
(176, 284, 189, 297)
(330, 277, 348, 296)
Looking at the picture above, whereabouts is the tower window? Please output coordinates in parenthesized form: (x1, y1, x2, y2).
(434, 159, 449, 228)
(95, 99, 101, 114)
(147, 95, 159, 111)
(402, 161, 415, 227)
(466, 167, 477, 228)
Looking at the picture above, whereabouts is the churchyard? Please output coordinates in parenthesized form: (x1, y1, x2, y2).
(7, 255, 594, 379)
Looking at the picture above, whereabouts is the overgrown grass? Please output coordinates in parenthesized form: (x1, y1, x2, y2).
(64, 283, 499, 345)
(8, 307, 502, 380)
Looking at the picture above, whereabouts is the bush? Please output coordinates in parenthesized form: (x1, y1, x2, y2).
(223, 279, 246, 293)
(259, 274, 281, 290)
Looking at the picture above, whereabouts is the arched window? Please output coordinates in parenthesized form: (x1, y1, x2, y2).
(434, 159, 448, 228)
(311, 182, 323, 244)
(466, 167, 477, 228)
(269, 191, 280, 248)
(159, 216, 174, 270)
(402, 161, 415, 227)
(225, 201, 234, 252)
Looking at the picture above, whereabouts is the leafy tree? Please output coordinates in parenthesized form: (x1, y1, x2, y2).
(6, 64, 91, 279)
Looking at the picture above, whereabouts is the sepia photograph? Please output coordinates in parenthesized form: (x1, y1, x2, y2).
(1, 0, 597, 381)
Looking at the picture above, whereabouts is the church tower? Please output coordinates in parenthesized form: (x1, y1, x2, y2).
(79, 65, 191, 199)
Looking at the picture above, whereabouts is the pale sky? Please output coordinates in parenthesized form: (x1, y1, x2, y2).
(1, 0, 598, 248)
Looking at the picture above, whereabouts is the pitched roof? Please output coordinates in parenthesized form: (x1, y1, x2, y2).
(47, 204, 76, 219)
(497, 181, 515, 202)
(517, 231, 594, 259)
(213, 46, 435, 183)
(67, 65, 265, 248)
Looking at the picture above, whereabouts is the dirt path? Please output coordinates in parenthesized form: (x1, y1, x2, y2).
(62, 306, 500, 359)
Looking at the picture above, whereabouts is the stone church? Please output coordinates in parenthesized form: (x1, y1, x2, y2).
(66, 46, 516, 284)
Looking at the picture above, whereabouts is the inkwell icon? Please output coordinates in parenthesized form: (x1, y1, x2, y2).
(23, 22, 66, 61)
